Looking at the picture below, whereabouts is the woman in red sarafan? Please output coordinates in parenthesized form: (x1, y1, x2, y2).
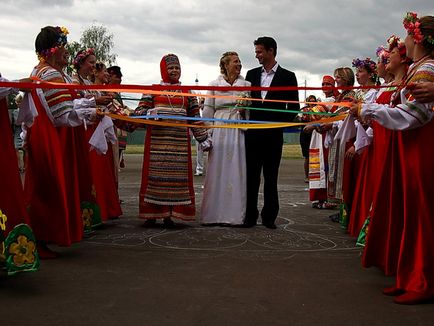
(25, 26, 99, 258)
(72, 51, 122, 223)
(0, 79, 30, 233)
(352, 13, 434, 305)
(349, 36, 411, 239)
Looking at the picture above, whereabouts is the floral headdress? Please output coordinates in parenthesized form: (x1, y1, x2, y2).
(403, 12, 423, 43)
(403, 12, 434, 46)
(352, 57, 377, 74)
(73, 48, 95, 68)
(37, 26, 69, 61)
(375, 46, 389, 65)
(386, 35, 412, 64)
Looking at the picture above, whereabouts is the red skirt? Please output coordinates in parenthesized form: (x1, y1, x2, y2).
(362, 123, 405, 275)
(85, 125, 122, 220)
(395, 118, 434, 294)
(0, 99, 29, 233)
(24, 91, 83, 246)
(347, 146, 372, 237)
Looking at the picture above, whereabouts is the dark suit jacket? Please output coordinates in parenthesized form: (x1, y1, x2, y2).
(245, 65, 299, 123)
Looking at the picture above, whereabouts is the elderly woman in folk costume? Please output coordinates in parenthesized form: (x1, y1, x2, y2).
(24, 26, 100, 258)
(351, 36, 412, 241)
(0, 76, 39, 274)
(351, 13, 434, 305)
(136, 54, 211, 227)
(72, 51, 122, 225)
(200, 51, 251, 226)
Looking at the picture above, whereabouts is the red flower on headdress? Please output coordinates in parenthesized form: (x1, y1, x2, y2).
(403, 12, 423, 43)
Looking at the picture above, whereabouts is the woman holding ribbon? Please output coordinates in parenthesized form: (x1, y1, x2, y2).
(321, 67, 356, 223)
(336, 58, 379, 230)
(351, 36, 411, 240)
(25, 26, 99, 257)
(352, 13, 434, 305)
(200, 51, 251, 226)
(136, 54, 211, 227)
(72, 52, 122, 225)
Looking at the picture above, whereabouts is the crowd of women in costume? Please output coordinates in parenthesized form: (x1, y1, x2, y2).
(1, 11, 434, 305)
(300, 12, 434, 305)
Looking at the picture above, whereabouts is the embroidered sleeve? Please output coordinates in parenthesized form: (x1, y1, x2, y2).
(134, 94, 154, 116)
(37, 68, 75, 123)
(187, 91, 208, 143)
(362, 63, 434, 130)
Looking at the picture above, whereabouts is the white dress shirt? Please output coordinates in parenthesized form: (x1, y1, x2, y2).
(260, 62, 278, 99)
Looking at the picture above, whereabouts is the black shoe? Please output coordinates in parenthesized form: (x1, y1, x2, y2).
(239, 221, 257, 228)
(262, 222, 277, 229)
(163, 218, 175, 229)
(329, 213, 341, 223)
(142, 219, 157, 227)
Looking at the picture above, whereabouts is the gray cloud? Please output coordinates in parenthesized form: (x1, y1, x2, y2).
(0, 0, 433, 88)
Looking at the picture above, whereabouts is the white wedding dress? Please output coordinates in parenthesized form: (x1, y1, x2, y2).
(200, 75, 250, 225)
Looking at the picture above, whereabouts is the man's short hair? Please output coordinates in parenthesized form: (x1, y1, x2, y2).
(254, 36, 277, 57)
(107, 65, 122, 78)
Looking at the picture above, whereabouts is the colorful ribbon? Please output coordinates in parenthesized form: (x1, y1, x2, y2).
(107, 112, 345, 129)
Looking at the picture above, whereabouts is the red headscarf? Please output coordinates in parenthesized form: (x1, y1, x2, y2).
(322, 75, 335, 86)
(322, 75, 340, 97)
(160, 54, 181, 84)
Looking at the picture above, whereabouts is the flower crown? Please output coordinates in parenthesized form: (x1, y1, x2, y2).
(375, 46, 389, 64)
(37, 26, 69, 61)
(403, 12, 434, 46)
(386, 34, 412, 63)
(352, 57, 377, 73)
(403, 12, 423, 43)
(73, 48, 95, 67)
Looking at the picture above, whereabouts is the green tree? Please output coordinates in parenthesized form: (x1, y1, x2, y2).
(66, 23, 117, 74)
(80, 23, 117, 65)
(65, 41, 82, 74)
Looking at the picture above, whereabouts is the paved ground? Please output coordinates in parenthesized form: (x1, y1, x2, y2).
(0, 154, 432, 325)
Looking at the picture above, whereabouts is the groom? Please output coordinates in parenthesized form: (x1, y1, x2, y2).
(244, 36, 299, 229)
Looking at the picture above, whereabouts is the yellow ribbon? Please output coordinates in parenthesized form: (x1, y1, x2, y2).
(107, 113, 346, 129)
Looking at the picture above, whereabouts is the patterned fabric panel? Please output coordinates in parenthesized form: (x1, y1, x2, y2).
(145, 125, 191, 205)
(308, 148, 321, 180)
(33, 64, 74, 120)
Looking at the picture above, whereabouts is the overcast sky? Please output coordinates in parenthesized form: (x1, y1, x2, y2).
(1, 0, 432, 100)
